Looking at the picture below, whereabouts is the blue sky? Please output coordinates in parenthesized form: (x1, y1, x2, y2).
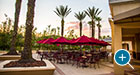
(0, 0, 111, 38)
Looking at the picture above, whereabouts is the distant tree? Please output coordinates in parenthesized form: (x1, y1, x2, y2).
(57, 27, 60, 36)
(43, 30, 46, 37)
(107, 35, 110, 38)
(8, 0, 22, 55)
(0, 17, 13, 50)
(67, 29, 74, 39)
(96, 17, 102, 39)
(74, 11, 86, 36)
(102, 35, 106, 39)
(51, 28, 56, 35)
(85, 6, 102, 38)
(47, 25, 51, 35)
(88, 21, 92, 37)
(32, 27, 37, 49)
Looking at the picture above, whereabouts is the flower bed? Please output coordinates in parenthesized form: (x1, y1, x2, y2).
(0, 60, 56, 75)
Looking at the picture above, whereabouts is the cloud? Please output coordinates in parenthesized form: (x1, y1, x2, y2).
(65, 21, 91, 37)
(65, 21, 79, 31)
(101, 28, 111, 36)
(65, 21, 111, 37)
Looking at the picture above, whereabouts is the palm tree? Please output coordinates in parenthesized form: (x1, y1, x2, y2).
(67, 29, 74, 39)
(74, 12, 86, 36)
(51, 28, 56, 35)
(96, 17, 102, 39)
(8, 0, 22, 55)
(47, 25, 51, 35)
(19, 0, 36, 63)
(85, 6, 102, 38)
(54, 5, 71, 52)
(57, 27, 60, 36)
(88, 21, 92, 37)
(54, 5, 71, 37)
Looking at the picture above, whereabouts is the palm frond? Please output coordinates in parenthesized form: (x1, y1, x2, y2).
(54, 5, 71, 19)
(74, 11, 86, 21)
(85, 6, 102, 20)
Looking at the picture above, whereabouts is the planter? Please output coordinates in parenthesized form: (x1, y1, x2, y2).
(0, 55, 20, 61)
(0, 60, 56, 75)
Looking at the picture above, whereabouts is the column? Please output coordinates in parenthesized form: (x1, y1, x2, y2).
(113, 25, 124, 75)
(132, 40, 136, 59)
(135, 33, 140, 60)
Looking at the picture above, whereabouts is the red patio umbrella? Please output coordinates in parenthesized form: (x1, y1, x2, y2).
(68, 38, 77, 43)
(51, 37, 70, 44)
(42, 38, 55, 44)
(89, 37, 110, 46)
(89, 37, 101, 45)
(100, 40, 110, 46)
(71, 35, 93, 45)
(36, 39, 47, 44)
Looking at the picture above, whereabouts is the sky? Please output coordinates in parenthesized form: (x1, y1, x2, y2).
(0, 0, 111, 38)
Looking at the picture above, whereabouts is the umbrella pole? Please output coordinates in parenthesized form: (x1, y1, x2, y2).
(80, 45, 82, 51)
(91, 46, 95, 51)
(61, 44, 64, 54)
(39, 44, 41, 50)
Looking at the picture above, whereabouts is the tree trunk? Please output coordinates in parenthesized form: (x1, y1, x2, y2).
(98, 26, 101, 39)
(8, 0, 22, 55)
(91, 20, 95, 38)
(61, 18, 64, 37)
(80, 21, 82, 51)
(80, 21, 82, 36)
(91, 19, 95, 50)
(61, 18, 64, 53)
(19, 0, 36, 63)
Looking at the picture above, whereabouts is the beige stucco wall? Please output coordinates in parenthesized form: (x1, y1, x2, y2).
(112, 2, 140, 16)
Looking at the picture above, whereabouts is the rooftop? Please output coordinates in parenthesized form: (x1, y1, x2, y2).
(109, 0, 135, 4)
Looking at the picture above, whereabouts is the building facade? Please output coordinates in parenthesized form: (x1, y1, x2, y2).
(109, 0, 140, 75)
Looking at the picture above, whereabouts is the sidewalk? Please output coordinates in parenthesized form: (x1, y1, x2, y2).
(52, 62, 114, 75)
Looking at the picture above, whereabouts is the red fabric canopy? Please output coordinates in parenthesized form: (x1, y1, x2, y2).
(89, 37, 101, 45)
(52, 37, 70, 44)
(42, 38, 55, 44)
(90, 37, 110, 46)
(70, 35, 93, 45)
(36, 39, 47, 44)
(36, 36, 110, 46)
(100, 40, 110, 46)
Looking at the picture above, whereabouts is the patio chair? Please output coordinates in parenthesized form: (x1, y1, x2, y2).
(36, 50, 42, 59)
(88, 57, 96, 69)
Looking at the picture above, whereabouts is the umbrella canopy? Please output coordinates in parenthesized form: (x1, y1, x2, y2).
(36, 39, 47, 44)
(89, 37, 110, 46)
(89, 37, 101, 45)
(100, 40, 110, 46)
(42, 38, 55, 44)
(71, 35, 93, 45)
(51, 37, 70, 44)
(68, 38, 77, 43)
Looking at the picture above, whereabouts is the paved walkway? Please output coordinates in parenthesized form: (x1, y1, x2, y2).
(53, 62, 114, 75)
(33, 54, 114, 75)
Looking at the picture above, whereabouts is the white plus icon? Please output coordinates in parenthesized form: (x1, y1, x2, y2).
(119, 54, 126, 61)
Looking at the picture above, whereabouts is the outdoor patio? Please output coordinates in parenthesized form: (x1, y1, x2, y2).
(33, 53, 114, 75)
